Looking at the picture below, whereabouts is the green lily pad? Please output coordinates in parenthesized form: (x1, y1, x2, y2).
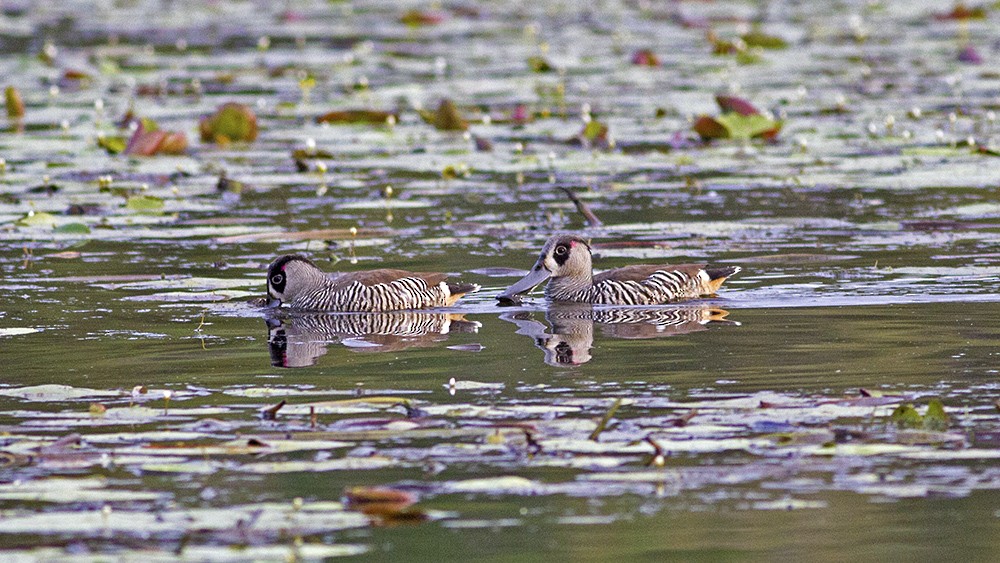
(125, 195, 165, 212)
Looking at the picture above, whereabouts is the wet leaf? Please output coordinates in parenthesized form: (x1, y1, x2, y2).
(923, 399, 949, 431)
(0, 328, 40, 337)
(890, 404, 923, 428)
(400, 9, 445, 26)
(957, 45, 983, 64)
(53, 222, 90, 234)
(422, 99, 468, 131)
(125, 195, 165, 213)
(199, 102, 258, 144)
(934, 4, 987, 20)
(316, 110, 396, 125)
(16, 211, 58, 227)
(5, 85, 24, 118)
(741, 30, 788, 49)
(124, 120, 188, 156)
(0, 384, 122, 401)
(630, 49, 661, 67)
(97, 135, 127, 154)
(578, 120, 611, 149)
(527, 56, 554, 72)
(344, 486, 417, 514)
(715, 112, 781, 140)
(715, 95, 761, 116)
(692, 115, 729, 140)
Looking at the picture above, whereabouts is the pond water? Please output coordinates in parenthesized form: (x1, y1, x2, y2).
(1, 0, 999, 560)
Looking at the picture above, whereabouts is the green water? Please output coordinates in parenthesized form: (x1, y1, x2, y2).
(2, 0, 1000, 559)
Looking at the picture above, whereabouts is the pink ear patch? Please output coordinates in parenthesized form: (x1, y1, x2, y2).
(569, 240, 577, 248)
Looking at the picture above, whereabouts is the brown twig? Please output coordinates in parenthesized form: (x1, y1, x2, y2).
(558, 186, 603, 227)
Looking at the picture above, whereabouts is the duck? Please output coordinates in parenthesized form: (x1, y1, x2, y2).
(497, 234, 740, 305)
(266, 254, 480, 312)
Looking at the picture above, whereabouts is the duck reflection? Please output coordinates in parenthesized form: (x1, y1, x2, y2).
(502, 304, 738, 367)
(266, 312, 481, 367)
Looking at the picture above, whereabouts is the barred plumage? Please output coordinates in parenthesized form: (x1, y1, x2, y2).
(499, 234, 740, 305)
(502, 305, 737, 366)
(266, 254, 480, 312)
(267, 312, 481, 367)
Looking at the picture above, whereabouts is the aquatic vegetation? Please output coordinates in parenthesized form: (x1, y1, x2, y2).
(0, 0, 999, 558)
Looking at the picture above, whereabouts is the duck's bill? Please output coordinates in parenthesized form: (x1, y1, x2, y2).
(267, 298, 283, 308)
(496, 264, 551, 303)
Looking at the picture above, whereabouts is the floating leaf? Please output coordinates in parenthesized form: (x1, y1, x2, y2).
(422, 99, 468, 131)
(934, 4, 987, 20)
(5, 86, 24, 118)
(125, 195, 165, 213)
(890, 404, 923, 428)
(957, 45, 983, 64)
(442, 163, 470, 179)
(345, 486, 417, 512)
(199, 102, 258, 144)
(17, 211, 58, 227)
(715, 95, 760, 116)
(712, 112, 781, 140)
(97, 135, 127, 154)
(630, 49, 661, 67)
(741, 30, 787, 49)
(0, 384, 122, 401)
(400, 9, 445, 26)
(923, 399, 949, 431)
(0, 328, 40, 337)
(579, 120, 611, 149)
(692, 115, 729, 140)
(527, 56, 554, 73)
(316, 110, 396, 125)
(53, 223, 90, 234)
(124, 120, 188, 156)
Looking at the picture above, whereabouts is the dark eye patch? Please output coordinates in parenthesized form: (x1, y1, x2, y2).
(552, 244, 571, 265)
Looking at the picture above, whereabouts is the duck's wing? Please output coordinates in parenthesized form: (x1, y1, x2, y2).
(592, 264, 706, 284)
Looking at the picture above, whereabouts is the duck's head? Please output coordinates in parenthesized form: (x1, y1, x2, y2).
(266, 254, 321, 307)
(498, 235, 592, 301)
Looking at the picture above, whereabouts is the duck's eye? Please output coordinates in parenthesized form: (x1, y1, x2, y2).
(270, 274, 284, 285)
(554, 245, 568, 256)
